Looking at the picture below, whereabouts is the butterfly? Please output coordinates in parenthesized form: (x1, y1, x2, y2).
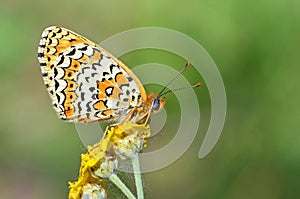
(37, 26, 200, 199)
(37, 26, 165, 123)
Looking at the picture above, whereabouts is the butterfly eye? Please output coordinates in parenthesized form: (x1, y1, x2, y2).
(152, 98, 160, 111)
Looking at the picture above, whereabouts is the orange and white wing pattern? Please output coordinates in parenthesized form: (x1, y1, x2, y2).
(37, 26, 147, 122)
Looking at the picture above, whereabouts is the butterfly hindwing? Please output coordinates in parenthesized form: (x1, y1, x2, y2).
(37, 26, 145, 122)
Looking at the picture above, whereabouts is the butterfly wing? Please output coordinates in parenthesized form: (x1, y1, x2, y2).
(37, 26, 147, 122)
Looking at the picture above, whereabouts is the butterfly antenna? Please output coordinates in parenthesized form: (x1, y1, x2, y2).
(158, 62, 191, 97)
(160, 82, 201, 97)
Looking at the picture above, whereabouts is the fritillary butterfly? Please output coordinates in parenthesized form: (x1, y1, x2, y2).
(37, 26, 200, 199)
(37, 26, 164, 123)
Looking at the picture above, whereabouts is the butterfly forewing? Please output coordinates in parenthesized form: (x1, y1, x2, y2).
(37, 26, 146, 122)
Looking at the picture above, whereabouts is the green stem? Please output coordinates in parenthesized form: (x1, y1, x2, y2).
(132, 154, 144, 199)
(109, 173, 136, 199)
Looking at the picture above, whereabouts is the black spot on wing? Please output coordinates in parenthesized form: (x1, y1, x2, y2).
(103, 72, 109, 77)
(78, 45, 88, 51)
(81, 92, 85, 101)
(86, 101, 92, 112)
(100, 111, 107, 116)
(82, 67, 90, 74)
(92, 63, 99, 71)
(48, 38, 52, 45)
(89, 87, 95, 92)
(53, 68, 58, 77)
(57, 56, 65, 65)
(65, 31, 70, 37)
(102, 100, 108, 107)
(38, 52, 44, 57)
(127, 76, 133, 82)
(94, 48, 101, 53)
(66, 48, 76, 56)
(79, 82, 83, 91)
(110, 64, 118, 73)
(54, 80, 59, 90)
(78, 102, 82, 112)
(56, 93, 60, 103)
(92, 94, 97, 100)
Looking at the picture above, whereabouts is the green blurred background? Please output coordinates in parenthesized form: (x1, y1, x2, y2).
(1, 0, 300, 198)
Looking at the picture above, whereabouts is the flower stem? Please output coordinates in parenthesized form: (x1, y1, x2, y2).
(132, 154, 144, 199)
(109, 173, 136, 199)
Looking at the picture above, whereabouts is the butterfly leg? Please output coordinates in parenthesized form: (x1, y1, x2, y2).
(118, 107, 138, 125)
(142, 108, 152, 127)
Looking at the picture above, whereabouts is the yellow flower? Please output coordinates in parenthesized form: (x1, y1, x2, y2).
(68, 122, 151, 199)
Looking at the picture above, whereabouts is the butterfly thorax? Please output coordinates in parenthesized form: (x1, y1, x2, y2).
(126, 93, 165, 124)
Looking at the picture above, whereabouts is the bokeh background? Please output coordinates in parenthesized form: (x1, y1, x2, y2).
(1, 0, 300, 198)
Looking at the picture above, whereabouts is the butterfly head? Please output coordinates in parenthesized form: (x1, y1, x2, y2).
(147, 93, 165, 113)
